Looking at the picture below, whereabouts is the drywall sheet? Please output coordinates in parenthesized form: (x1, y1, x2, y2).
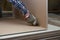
(0, 18, 45, 35)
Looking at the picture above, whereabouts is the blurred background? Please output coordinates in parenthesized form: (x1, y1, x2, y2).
(0, 0, 13, 18)
(48, 0, 60, 26)
(48, 0, 60, 13)
(0, 0, 12, 11)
